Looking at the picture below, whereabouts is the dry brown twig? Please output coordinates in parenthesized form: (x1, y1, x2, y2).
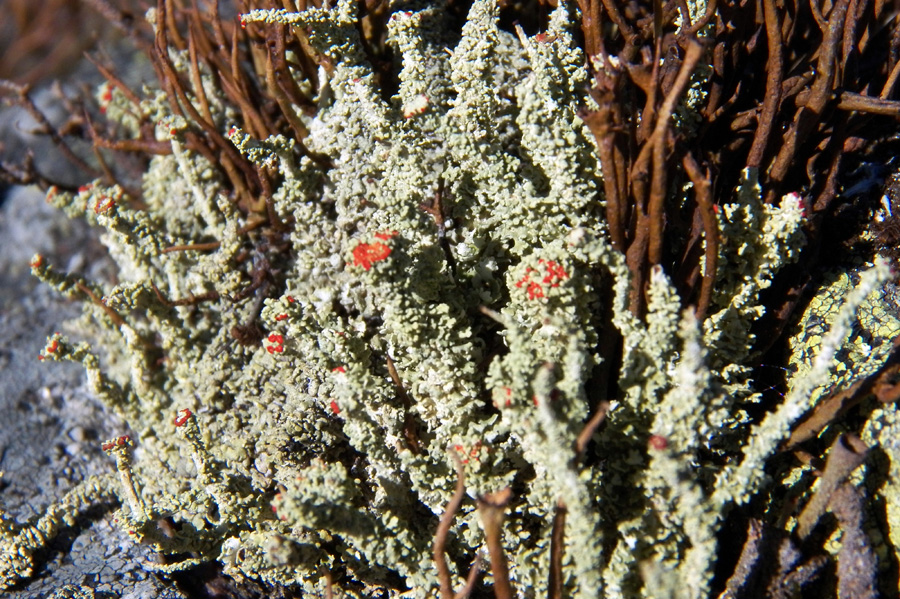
(477, 488, 513, 599)
(433, 450, 479, 599)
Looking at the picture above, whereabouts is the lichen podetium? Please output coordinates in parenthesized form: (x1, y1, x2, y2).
(5, 0, 900, 597)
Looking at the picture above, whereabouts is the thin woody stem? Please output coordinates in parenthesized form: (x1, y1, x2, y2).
(548, 500, 567, 599)
(681, 151, 717, 320)
(647, 39, 703, 266)
(434, 451, 467, 599)
(477, 488, 513, 599)
(746, 0, 783, 169)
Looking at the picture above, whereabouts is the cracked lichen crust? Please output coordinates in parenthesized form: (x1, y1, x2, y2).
(10, 0, 900, 596)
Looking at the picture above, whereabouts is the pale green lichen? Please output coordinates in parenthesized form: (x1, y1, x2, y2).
(6, 0, 900, 596)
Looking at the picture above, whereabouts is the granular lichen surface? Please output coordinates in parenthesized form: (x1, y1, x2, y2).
(3, 0, 900, 597)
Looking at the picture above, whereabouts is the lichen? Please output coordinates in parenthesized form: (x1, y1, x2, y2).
(6, 0, 900, 596)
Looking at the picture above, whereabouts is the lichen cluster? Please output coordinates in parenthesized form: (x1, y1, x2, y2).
(4, 0, 900, 597)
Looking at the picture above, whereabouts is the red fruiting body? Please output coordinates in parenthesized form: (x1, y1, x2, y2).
(94, 196, 115, 214)
(648, 434, 669, 450)
(332, 366, 346, 373)
(266, 333, 285, 354)
(352, 242, 392, 270)
(501, 387, 512, 407)
(174, 408, 193, 427)
(102, 435, 131, 451)
(100, 88, 113, 113)
(30, 255, 43, 269)
(330, 400, 340, 415)
(540, 260, 569, 286)
(516, 261, 569, 300)
(515, 268, 542, 300)
(785, 192, 808, 217)
(275, 314, 288, 321)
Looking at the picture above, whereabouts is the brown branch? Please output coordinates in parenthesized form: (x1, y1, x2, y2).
(187, 25, 214, 125)
(548, 500, 567, 599)
(477, 488, 513, 599)
(154, 0, 260, 195)
(0, 79, 101, 178)
(164, 0, 185, 50)
(577, 0, 604, 57)
(598, 0, 636, 46)
(575, 400, 609, 459)
(257, 165, 286, 232)
(880, 57, 900, 99)
(434, 451, 466, 599)
(647, 39, 704, 265)
(75, 282, 126, 327)
(824, 91, 900, 116)
(90, 136, 119, 189)
(217, 62, 270, 140)
(768, 0, 850, 199)
(746, 0, 783, 169)
(685, 0, 717, 36)
(160, 241, 222, 254)
(454, 555, 482, 599)
(419, 178, 458, 278)
(84, 53, 143, 109)
(720, 519, 764, 596)
(830, 484, 878, 599)
(323, 570, 334, 599)
(84, 109, 172, 155)
(151, 281, 220, 307)
(795, 433, 869, 541)
(264, 47, 331, 169)
(681, 151, 717, 319)
(579, 99, 626, 252)
(840, 0, 866, 78)
(782, 336, 900, 451)
(0, 153, 62, 188)
(809, 0, 827, 31)
(266, 21, 316, 113)
(265, 29, 309, 142)
(82, 0, 144, 41)
(385, 354, 421, 453)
